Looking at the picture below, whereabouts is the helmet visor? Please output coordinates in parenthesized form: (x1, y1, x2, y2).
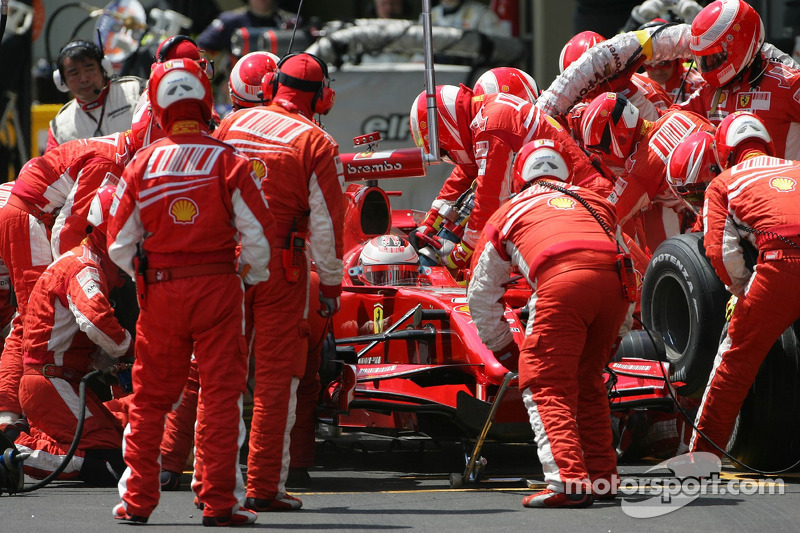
(362, 264, 419, 286)
(673, 183, 708, 212)
(697, 51, 727, 74)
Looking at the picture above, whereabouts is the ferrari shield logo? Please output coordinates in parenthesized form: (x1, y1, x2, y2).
(373, 304, 384, 334)
(738, 94, 751, 108)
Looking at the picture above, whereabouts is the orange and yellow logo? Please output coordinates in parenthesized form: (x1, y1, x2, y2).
(250, 158, 268, 180)
(548, 197, 576, 210)
(169, 197, 199, 224)
(770, 177, 796, 192)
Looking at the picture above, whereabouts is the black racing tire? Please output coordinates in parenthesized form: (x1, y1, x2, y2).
(612, 329, 664, 362)
(640, 233, 730, 398)
(726, 320, 800, 472)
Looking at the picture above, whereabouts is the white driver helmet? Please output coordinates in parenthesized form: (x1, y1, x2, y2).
(358, 235, 420, 286)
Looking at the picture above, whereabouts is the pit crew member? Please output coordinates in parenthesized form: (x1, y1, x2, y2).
(108, 59, 274, 526)
(688, 113, 797, 458)
(14, 185, 131, 485)
(213, 51, 345, 513)
(47, 40, 144, 152)
(468, 139, 631, 507)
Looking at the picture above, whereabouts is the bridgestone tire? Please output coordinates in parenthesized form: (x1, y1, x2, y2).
(641, 233, 729, 398)
(726, 320, 800, 472)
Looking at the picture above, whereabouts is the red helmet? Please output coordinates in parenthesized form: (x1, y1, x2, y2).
(472, 67, 539, 104)
(148, 59, 214, 130)
(666, 131, 719, 215)
(87, 184, 117, 239)
(229, 51, 279, 109)
(409, 85, 474, 166)
(559, 31, 605, 74)
(580, 92, 642, 167)
(690, 0, 764, 88)
(714, 111, 775, 168)
(358, 235, 420, 286)
(512, 139, 571, 194)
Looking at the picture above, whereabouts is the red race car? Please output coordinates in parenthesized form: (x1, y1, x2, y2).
(315, 141, 684, 483)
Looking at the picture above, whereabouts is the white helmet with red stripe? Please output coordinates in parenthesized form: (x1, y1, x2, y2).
(358, 235, 420, 286)
(559, 30, 605, 74)
(580, 92, 642, 167)
(409, 85, 474, 166)
(472, 67, 539, 104)
(229, 51, 279, 109)
(690, 0, 765, 88)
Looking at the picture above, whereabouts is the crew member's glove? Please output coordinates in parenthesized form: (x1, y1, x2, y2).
(444, 241, 474, 271)
(91, 349, 120, 372)
(725, 295, 738, 321)
(410, 224, 441, 251)
(410, 207, 445, 251)
(0, 416, 29, 443)
(318, 283, 342, 318)
(492, 340, 520, 372)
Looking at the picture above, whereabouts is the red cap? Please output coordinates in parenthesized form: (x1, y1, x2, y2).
(156, 36, 201, 62)
(272, 53, 328, 117)
(279, 53, 325, 84)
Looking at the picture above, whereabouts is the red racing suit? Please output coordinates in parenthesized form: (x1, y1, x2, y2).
(435, 93, 612, 251)
(0, 133, 132, 417)
(51, 133, 133, 256)
(108, 130, 274, 519)
(607, 110, 714, 251)
(16, 240, 131, 483)
(690, 155, 800, 456)
(213, 103, 345, 502)
(676, 57, 800, 159)
(468, 180, 630, 495)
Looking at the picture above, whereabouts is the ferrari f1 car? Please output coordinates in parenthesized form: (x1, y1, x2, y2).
(315, 143, 687, 480)
(318, 135, 800, 477)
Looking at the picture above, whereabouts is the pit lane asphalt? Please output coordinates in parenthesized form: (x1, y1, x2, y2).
(3, 432, 800, 532)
